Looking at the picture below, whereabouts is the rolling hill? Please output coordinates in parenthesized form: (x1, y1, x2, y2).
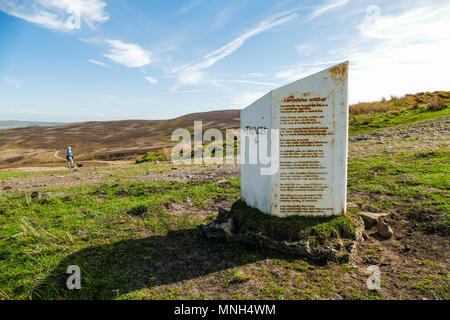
(0, 91, 448, 170)
(0, 110, 240, 169)
(0, 121, 67, 130)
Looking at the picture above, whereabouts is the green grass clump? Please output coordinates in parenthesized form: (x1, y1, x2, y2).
(349, 104, 449, 135)
(0, 168, 68, 181)
(135, 152, 168, 164)
(127, 204, 148, 216)
(348, 91, 450, 134)
(348, 148, 449, 234)
(231, 269, 252, 284)
(230, 200, 358, 242)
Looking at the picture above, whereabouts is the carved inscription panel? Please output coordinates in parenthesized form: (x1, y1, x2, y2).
(278, 95, 333, 216)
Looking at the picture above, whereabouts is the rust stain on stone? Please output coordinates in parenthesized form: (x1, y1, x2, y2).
(329, 62, 348, 83)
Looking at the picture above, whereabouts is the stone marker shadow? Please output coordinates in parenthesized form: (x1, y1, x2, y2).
(32, 227, 286, 299)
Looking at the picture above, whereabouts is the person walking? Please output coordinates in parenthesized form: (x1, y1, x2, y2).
(66, 146, 74, 168)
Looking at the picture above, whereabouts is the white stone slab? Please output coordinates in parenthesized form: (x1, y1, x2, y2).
(240, 62, 349, 217)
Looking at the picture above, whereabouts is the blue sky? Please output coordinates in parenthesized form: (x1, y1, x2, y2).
(0, 0, 449, 122)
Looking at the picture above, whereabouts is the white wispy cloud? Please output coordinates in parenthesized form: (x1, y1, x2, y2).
(103, 39, 153, 68)
(212, 5, 235, 30)
(2, 75, 23, 88)
(281, 3, 450, 103)
(241, 72, 265, 77)
(178, 0, 204, 15)
(0, 0, 109, 32)
(144, 76, 158, 84)
(358, 4, 449, 42)
(308, 0, 351, 20)
(173, 10, 298, 87)
(88, 59, 111, 68)
(229, 91, 267, 109)
(215, 80, 276, 86)
(275, 66, 325, 82)
(174, 68, 204, 87)
(275, 67, 303, 81)
(198, 10, 298, 71)
(296, 43, 316, 56)
(348, 3, 450, 102)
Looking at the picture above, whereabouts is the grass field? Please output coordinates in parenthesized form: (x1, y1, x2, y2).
(0, 117, 448, 299)
(349, 104, 450, 135)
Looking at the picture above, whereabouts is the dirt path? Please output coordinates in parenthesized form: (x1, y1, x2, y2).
(54, 151, 65, 161)
(0, 162, 239, 193)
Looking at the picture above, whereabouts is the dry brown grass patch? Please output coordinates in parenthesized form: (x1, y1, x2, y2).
(350, 102, 393, 114)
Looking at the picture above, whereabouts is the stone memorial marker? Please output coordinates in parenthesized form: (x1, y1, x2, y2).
(241, 62, 349, 217)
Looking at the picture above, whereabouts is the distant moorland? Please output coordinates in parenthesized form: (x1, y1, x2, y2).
(0, 121, 67, 130)
(0, 91, 448, 170)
